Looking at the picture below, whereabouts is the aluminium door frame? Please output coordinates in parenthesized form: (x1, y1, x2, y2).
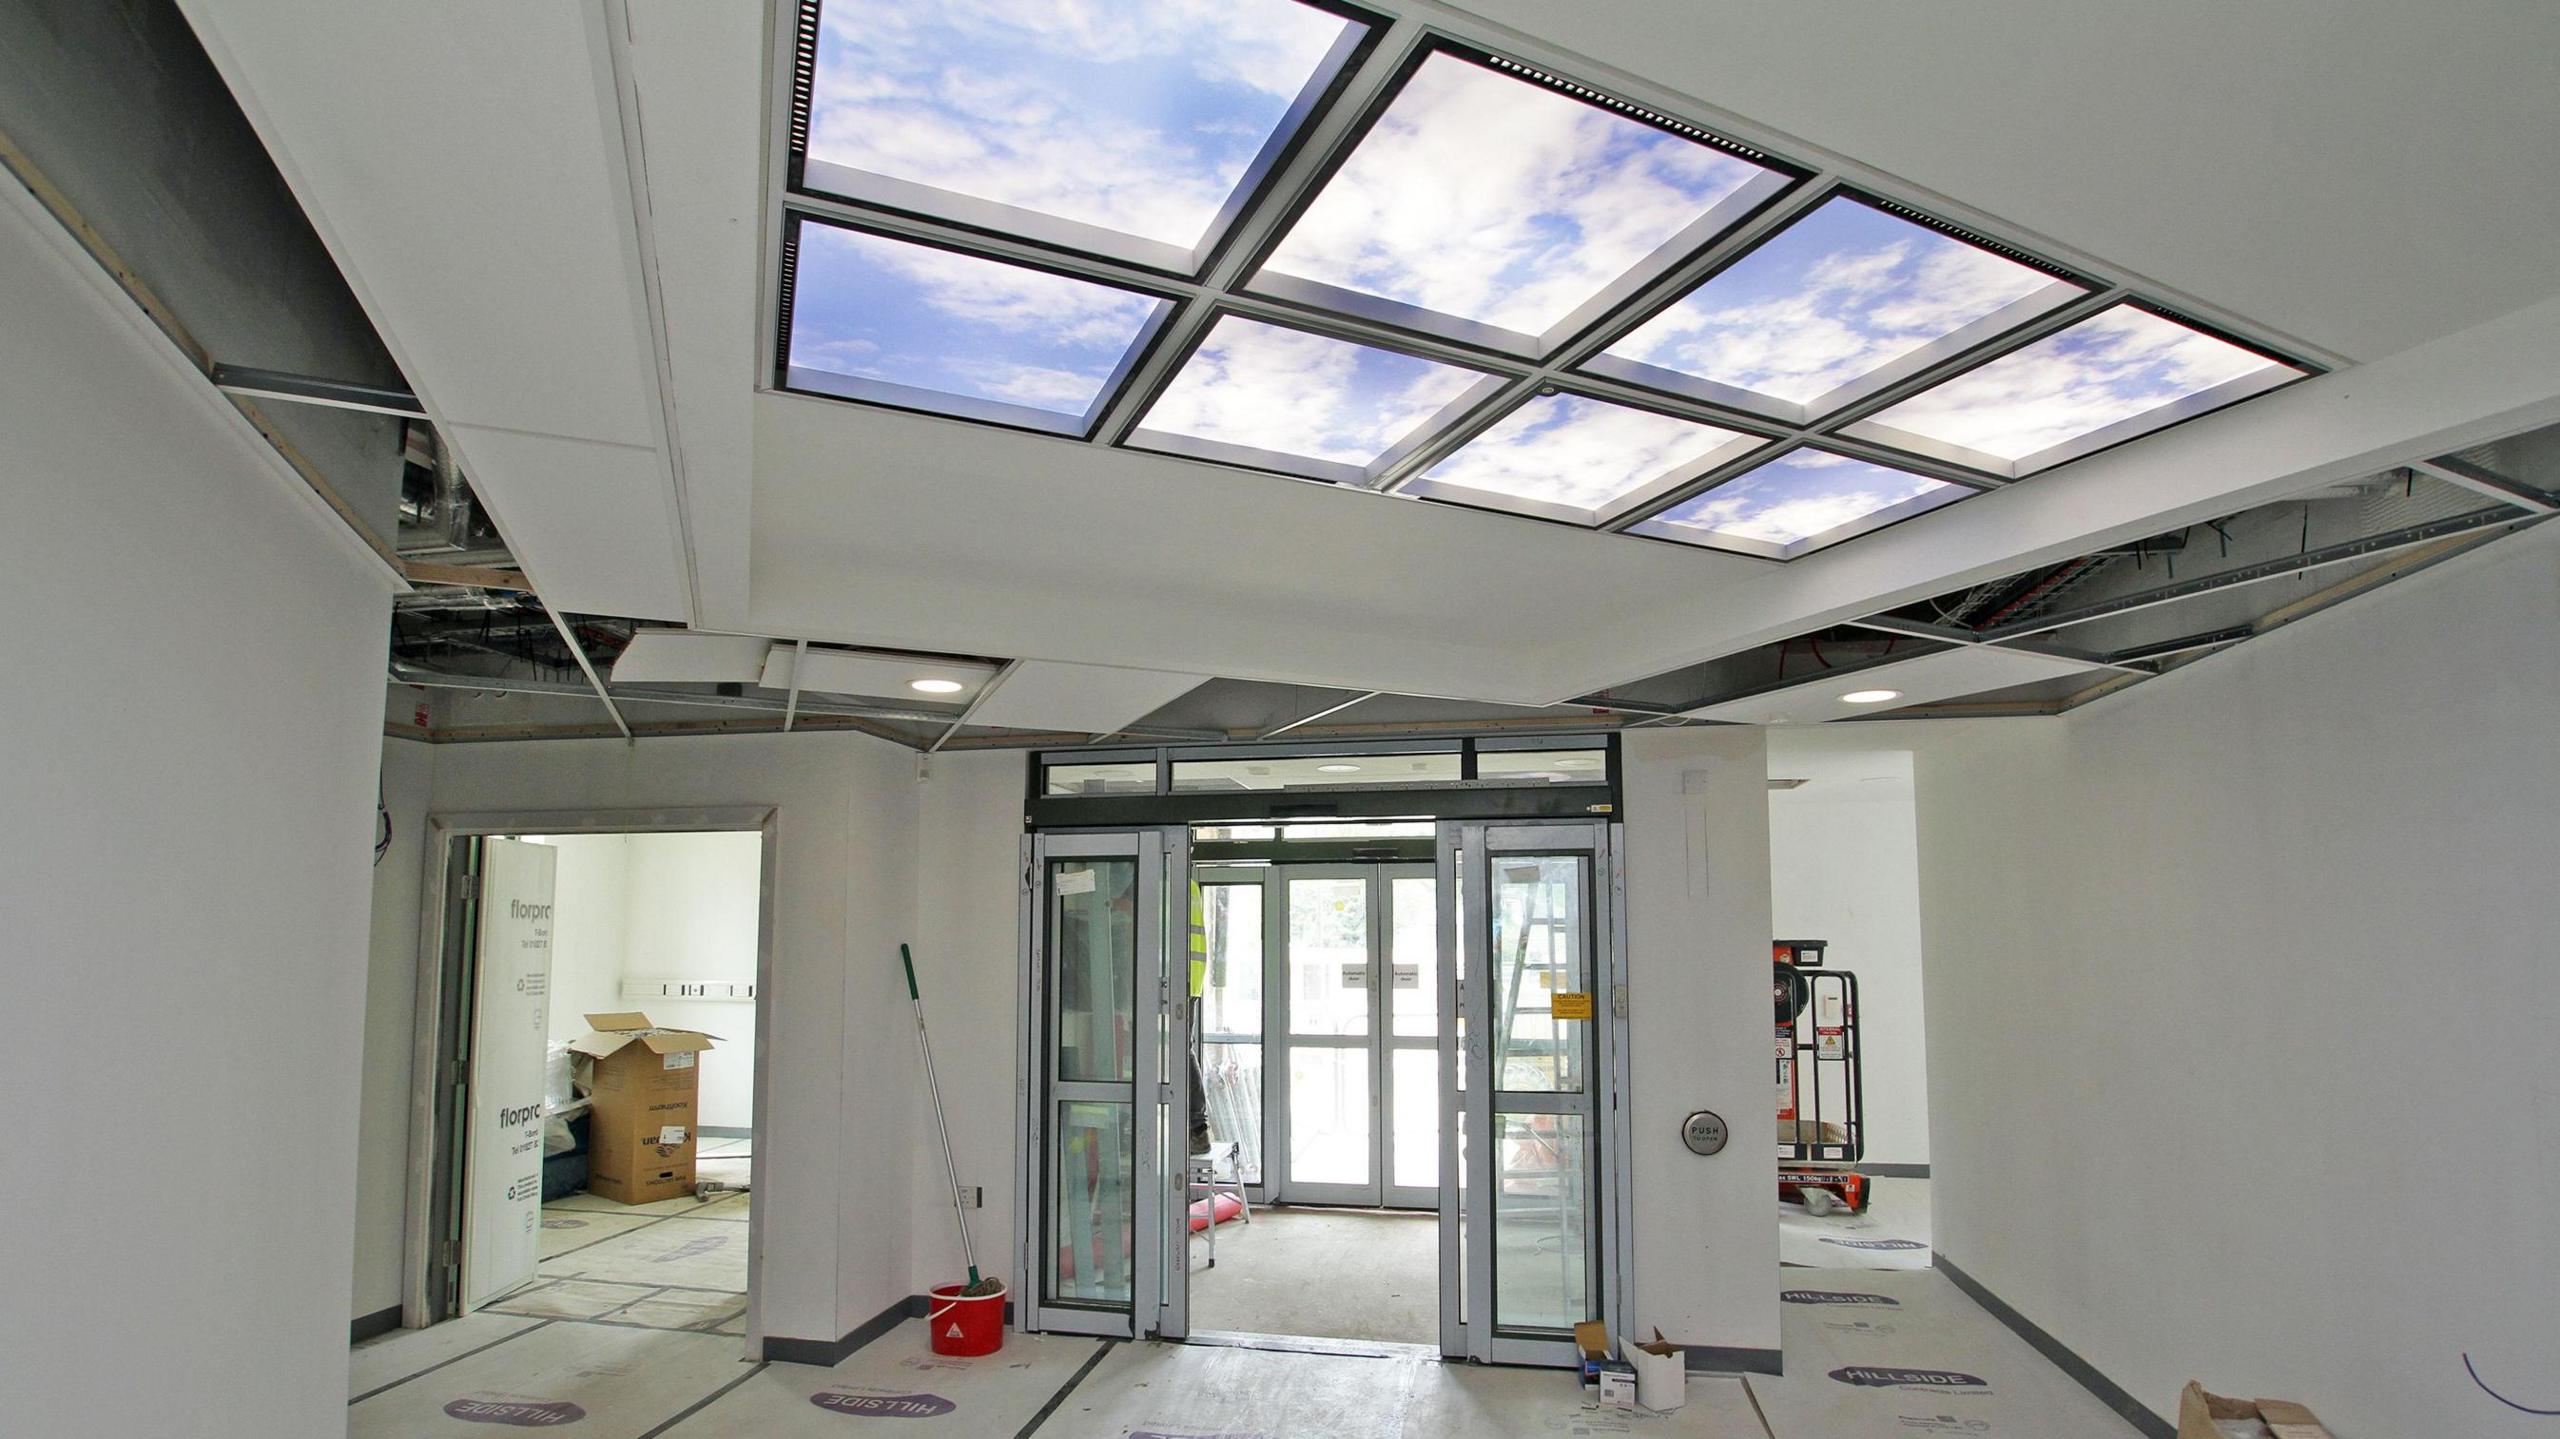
(1439, 819, 1630, 1367)
(1015, 827, 1189, 1340)
(1193, 864, 1275, 1206)
(403, 806, 780, 1362)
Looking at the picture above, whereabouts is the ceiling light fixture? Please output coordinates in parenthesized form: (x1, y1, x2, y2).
(909, 678, 966, 694)
(1839, 689, 1903, 704)
(1316, 763, 1362, 773)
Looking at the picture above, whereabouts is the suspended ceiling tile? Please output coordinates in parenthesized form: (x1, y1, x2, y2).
(1686, 645, 2106, 724)
(606, 630, 773, 685)
(969, 661, 1211, 736)
(758, 646, 999, 703)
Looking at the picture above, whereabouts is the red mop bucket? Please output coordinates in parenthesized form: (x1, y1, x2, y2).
(926, 1280, 1005, 1357)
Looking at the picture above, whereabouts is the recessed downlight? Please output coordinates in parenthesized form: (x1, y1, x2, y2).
(909, 678, 967, 694)
(1839, 688, 1903, 705)
(1316, 763, 1362, 774)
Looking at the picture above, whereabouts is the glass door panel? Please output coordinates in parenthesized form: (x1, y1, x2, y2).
(1198, 878, 1266, 1187)
(1022, 831, 1170, 1340)
(1286, 1046, 1371, 1186)
(1446, 822, 1619, 1367)
(1381, 869, 1439, 1209)
(1286, 877, 1370, 1036)
(1391, 1047, 1439, 1189)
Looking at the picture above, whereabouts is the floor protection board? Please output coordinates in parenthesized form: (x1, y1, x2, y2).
(541, 1217, 750, 1290)
(348, 1320, 751, 1438)
(660, 1318, 1102, 1435)
(1750, 1267, 2141, 1437)
(1402, 1358, 1768, 1438)
(349, 1312, 543, 1400)
(1778, 1177, 1933, 1271)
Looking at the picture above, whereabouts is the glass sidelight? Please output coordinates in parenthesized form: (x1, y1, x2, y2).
(1442, 821, 1626, 1366)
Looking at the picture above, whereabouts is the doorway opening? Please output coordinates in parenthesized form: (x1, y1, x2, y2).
(1188, 826, 1443, 1346)
(1016, 750, 1628, 1369)
(402, 812, 775, 1358)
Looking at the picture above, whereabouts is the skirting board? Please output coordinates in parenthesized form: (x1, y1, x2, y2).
(350, 1305, 403, 1345)
(1935, 1252, 2172, 1439)
(763, 1294, 1019, 1367)
(698, 1125, 753, 1139)
(1860, 1163, 1930, 1179)
(1684, 1344, 1783, 1375)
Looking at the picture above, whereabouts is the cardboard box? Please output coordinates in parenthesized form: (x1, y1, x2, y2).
(567, 1012, 718, 1206)
(1628, 1329, 1686, 1412)
(1595, 1361, 1638, 1410)
(1574, 1320, 1609, 1403)
(2177, 1382, 2334, 1439)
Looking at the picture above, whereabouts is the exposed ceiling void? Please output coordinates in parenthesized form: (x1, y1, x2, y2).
(1683, 646, 2108, 725)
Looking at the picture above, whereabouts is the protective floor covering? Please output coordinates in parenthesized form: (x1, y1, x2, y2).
(348, 1321, 752, 1437)
(541, 1217, 751, 1290)
(1778, 1177, 1933, 1271)
(659, 1319, 1104, 1435)
(351, 1313, 542, 1400)
(1753, 1267, 2142, 1437)
(1189, 1206, 1438, 1344)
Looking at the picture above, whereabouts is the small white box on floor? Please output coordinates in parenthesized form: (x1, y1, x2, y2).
(1627, 1331, 1686, 1411)
(1596, 1361, 1638, 1409)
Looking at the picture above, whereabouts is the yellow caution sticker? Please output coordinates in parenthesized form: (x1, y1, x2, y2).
(1552, 991, 1595, 1021)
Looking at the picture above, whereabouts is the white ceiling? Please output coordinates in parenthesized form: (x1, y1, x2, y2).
(183, 0, 2560, 716)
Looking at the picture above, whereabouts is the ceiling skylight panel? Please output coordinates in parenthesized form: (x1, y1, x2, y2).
(1846, 304, 2307, 476)
(1626, 447, 1969, 559)
(1128, 315, 1496, 483)
(1585, 195, 2084, 422)
(783, 221, 1170, 434)
(1252, 49, 1792, 355)
(799, 0, 1367, 271)
(1399, 392, 1767, 526)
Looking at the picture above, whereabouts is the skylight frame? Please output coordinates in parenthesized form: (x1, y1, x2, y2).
(1618, 440, 1991, 561)
(1388, 383, 1781, 529)
(1119, 308, 1511, 486)
(1573, 188, 2094, 428)
(765, 2, 2328, 563)
(1836, 298, 2314, 480)
(785, 0, 1387, 279)
(774, 212, 1184, 439)
(1234, 39, 1808, 362)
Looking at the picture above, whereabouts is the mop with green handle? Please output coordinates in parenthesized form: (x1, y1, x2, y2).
(902, 944, 1002, 1297)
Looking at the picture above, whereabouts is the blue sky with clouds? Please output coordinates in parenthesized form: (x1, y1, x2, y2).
(1418, 393, 1758, 513)
(1633, 448, 1963, 549)
(1604, 197, 2064, 407)
(1867, 304, 2297, 461)
(807, 0, 1352, 251)
(1138, 316, 1485, 467)
(1259, 52, 1773, 336)
(789, 224, 1163, 417)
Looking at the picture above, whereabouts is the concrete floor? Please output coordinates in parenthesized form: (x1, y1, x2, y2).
(1188, 1205, 1438, 1343)
(1778, 1176, 1933, 1270)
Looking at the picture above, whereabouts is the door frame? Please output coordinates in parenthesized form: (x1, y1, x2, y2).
(1015, 827, 1190, 1340)
(403, 806, 780, 1361)
(1439, 819, 1633, 1366)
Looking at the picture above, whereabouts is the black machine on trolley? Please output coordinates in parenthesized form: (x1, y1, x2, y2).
(1774, 940, 1866, 1215)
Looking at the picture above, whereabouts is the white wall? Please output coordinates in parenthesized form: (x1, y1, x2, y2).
(1910, 525, 2560, 1435)
(420, 734, 919, 1349)
(908, 751, 1034, 1295)
(1767, 753, 1931, 1168)
(623, 830, 765, 1130)
(0, 195, 393, 1434)
(1620, 728, 1781, 1360)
